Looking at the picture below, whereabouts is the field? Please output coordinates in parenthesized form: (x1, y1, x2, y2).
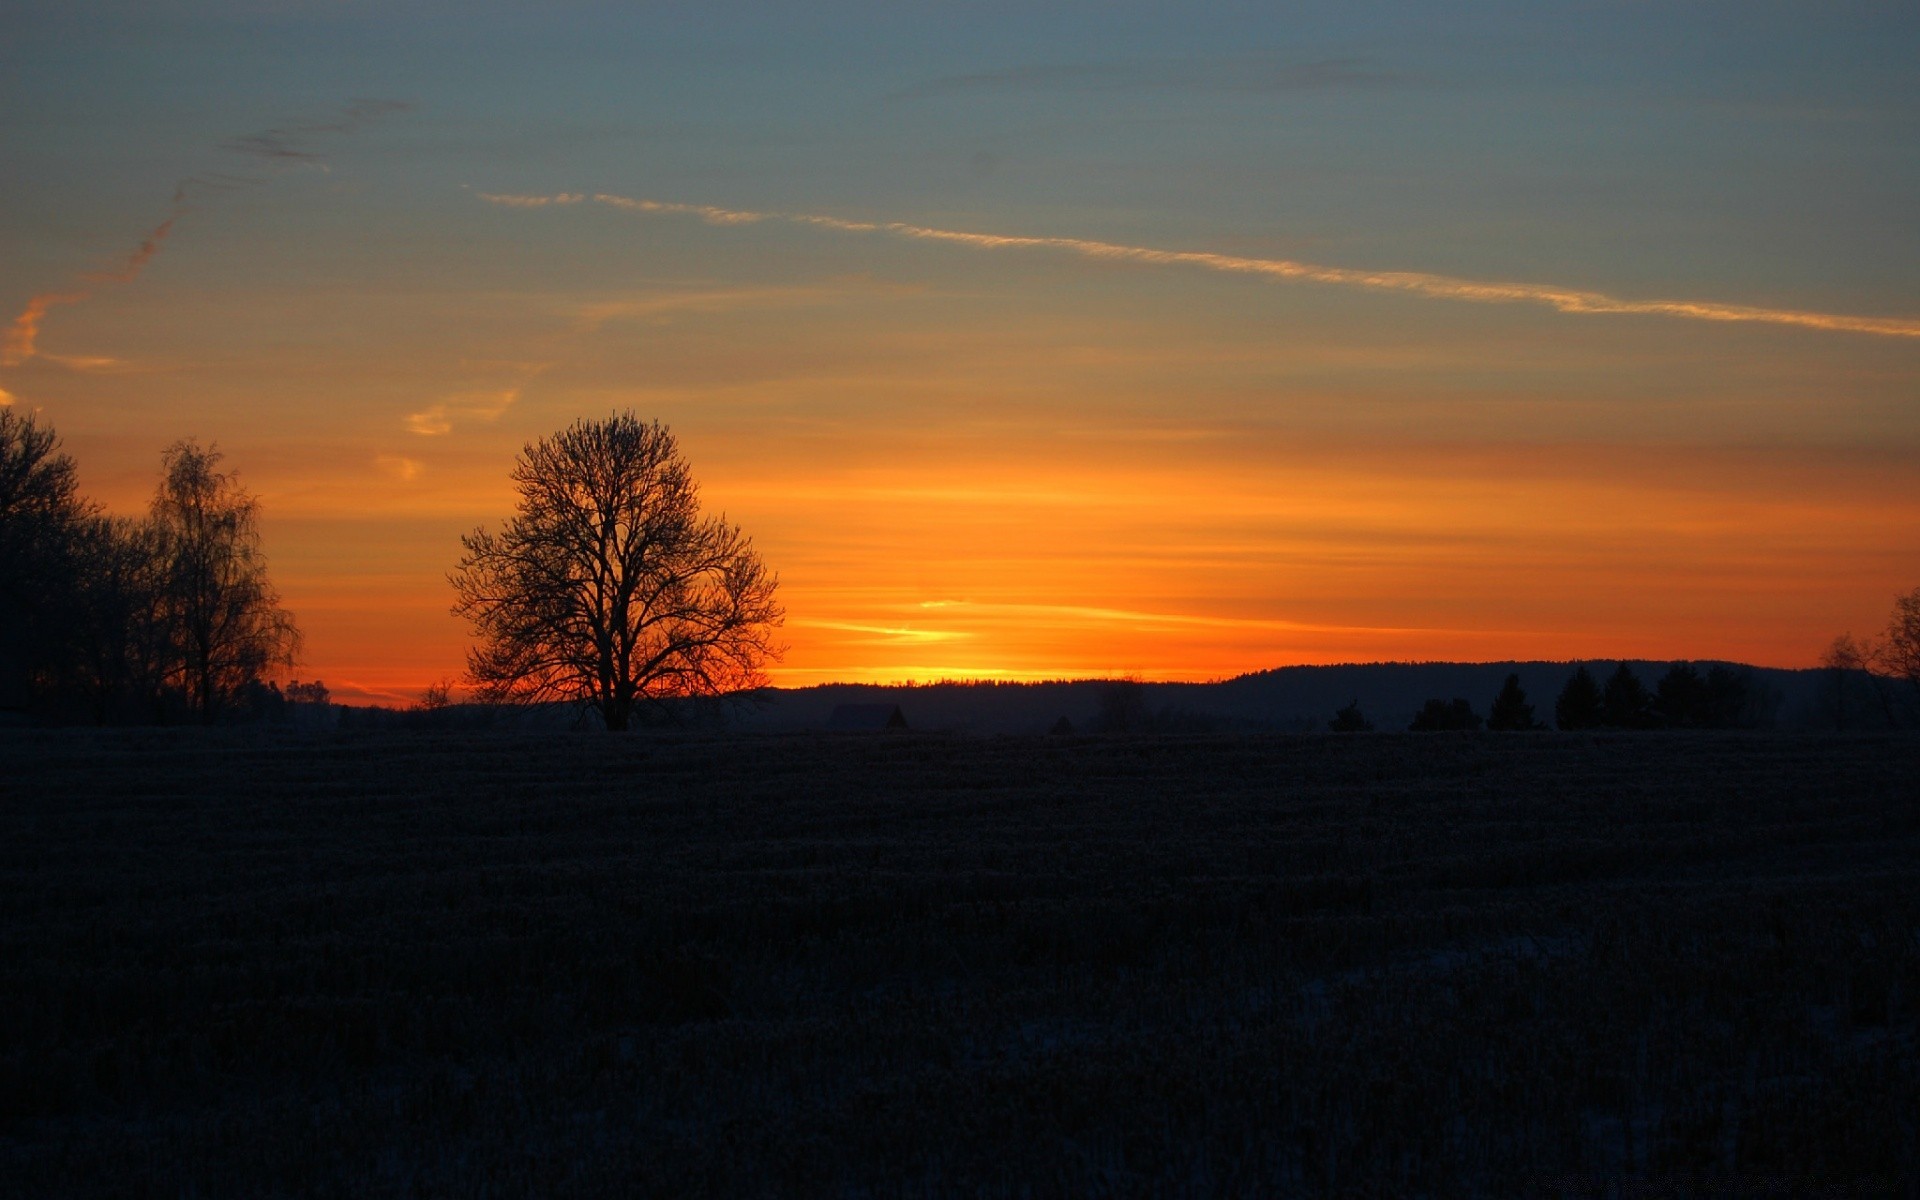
(3, 729, 1917, 1196)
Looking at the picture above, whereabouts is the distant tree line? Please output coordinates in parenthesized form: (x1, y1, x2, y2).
(0, 411, 299, 724)
(1335, 663, 1779, 733)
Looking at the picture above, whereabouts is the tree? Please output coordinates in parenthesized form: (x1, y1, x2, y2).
(450, 414, 783, 731)
(413, 678, 454, 712)
(1409, 697, 1481, 731)
(1877, 587, 1920, 704)
(1486, 674, 1542, 731)
(285, 679, 332, 706)
(1701, 665, 1757, 729)
(150, 441, 300, 721)
(67, 515, 173, 722)
(0, 410, 93, 711)
(1555, 666, 1603, 730)
(1094, 678, 1150, 733)
(1601, 664, 1653, 729)
(1654, 662, 1707, 729)
(1329, 700, 1372, 732)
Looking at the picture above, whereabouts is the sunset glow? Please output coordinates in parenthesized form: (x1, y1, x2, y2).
(5, 4, 1916, 703)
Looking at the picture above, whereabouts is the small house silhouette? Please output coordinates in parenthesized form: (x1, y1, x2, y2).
(826, 703, 909, 732)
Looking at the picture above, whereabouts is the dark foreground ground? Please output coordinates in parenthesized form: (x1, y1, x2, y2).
(2, 730, 1917, 1197)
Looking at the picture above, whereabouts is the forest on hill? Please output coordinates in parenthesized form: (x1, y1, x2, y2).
(737, 660, 1896, 737)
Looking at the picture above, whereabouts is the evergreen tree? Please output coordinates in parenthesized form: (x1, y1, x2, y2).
(1702, 665, 1752, 729)
(1487, 673, 1541, 730)
(1654, 662, 1708, 728)
(1555, 666, 1603, 730)
(1601, 664, 1653, 729)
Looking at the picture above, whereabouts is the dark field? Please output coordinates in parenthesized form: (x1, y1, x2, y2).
(3, 730, 1917, 1197)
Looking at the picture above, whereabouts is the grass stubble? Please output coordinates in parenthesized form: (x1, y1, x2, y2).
(1, 729, 1916, 1196)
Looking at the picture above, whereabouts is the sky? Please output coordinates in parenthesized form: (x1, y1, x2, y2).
(3, 1, 1917, 703)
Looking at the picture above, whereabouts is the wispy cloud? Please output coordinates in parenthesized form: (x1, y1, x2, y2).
(793, 619, 970, 644)
(222, 98, 414, 164)
(1, 99, 411, 368)
(373, 454, 424, 481)
(0, 387, 14, 407)
(407, 387, 523, 436)
(917, 599, 1437, 636)
(1, 293, 86, 367)
(891, 56, 1412, 102)
(480, 191, 1920, 341)
(475, 191, 584, 208)
(572, 283, 903, 333)
(82, 215, 179, 285)
(35, 352, 154, 374)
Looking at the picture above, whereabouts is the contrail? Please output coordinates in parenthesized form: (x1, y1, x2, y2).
(479, 190, 1920, 341)
(2, 100, 410, 369)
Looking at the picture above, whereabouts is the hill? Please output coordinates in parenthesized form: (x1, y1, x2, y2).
(739, 660, 1839, 735)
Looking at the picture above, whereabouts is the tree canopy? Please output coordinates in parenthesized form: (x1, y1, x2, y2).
(0, 418, 298, 723)
(450, 413, 783, 730)
(1554, 666, 1603, 730)
(1486, 674, 1542, 731)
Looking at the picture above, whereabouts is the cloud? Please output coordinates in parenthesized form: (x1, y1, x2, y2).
(406, 408, 454, 436)
(81, 215, 178, 285)
(487, 191, 1920, 342)
(2, 293, 86, 367)
(406, 387, 521, 436)
(2, 99, 411, 366)
(793, 620, 970, 644)
(891, 56, 1412, 102)
(374, 454, 423, 481)
(476, 192, 584, 208)
(916, 599, 1435, 636)
(0, 387, 13, 406)
(223, 98, 414, 164)
(36, 353, 149, 374)
(570, 283, 900, 333)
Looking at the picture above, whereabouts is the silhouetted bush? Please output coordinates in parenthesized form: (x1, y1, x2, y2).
(1328, 699, 1373, 732)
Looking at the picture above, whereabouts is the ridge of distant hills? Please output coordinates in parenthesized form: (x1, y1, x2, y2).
(738, 660, 1845, 735)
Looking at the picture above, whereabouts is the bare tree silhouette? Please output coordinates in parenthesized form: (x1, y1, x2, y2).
(0, 411, 91, 712)
(1878, 587, 1920, 709)
(149, 441, 299, 722)
(450, 414, 783, 730)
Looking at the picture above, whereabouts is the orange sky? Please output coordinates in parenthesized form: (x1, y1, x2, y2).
(12, 220, 1917, 703)
(5, 11, 1918, 704)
